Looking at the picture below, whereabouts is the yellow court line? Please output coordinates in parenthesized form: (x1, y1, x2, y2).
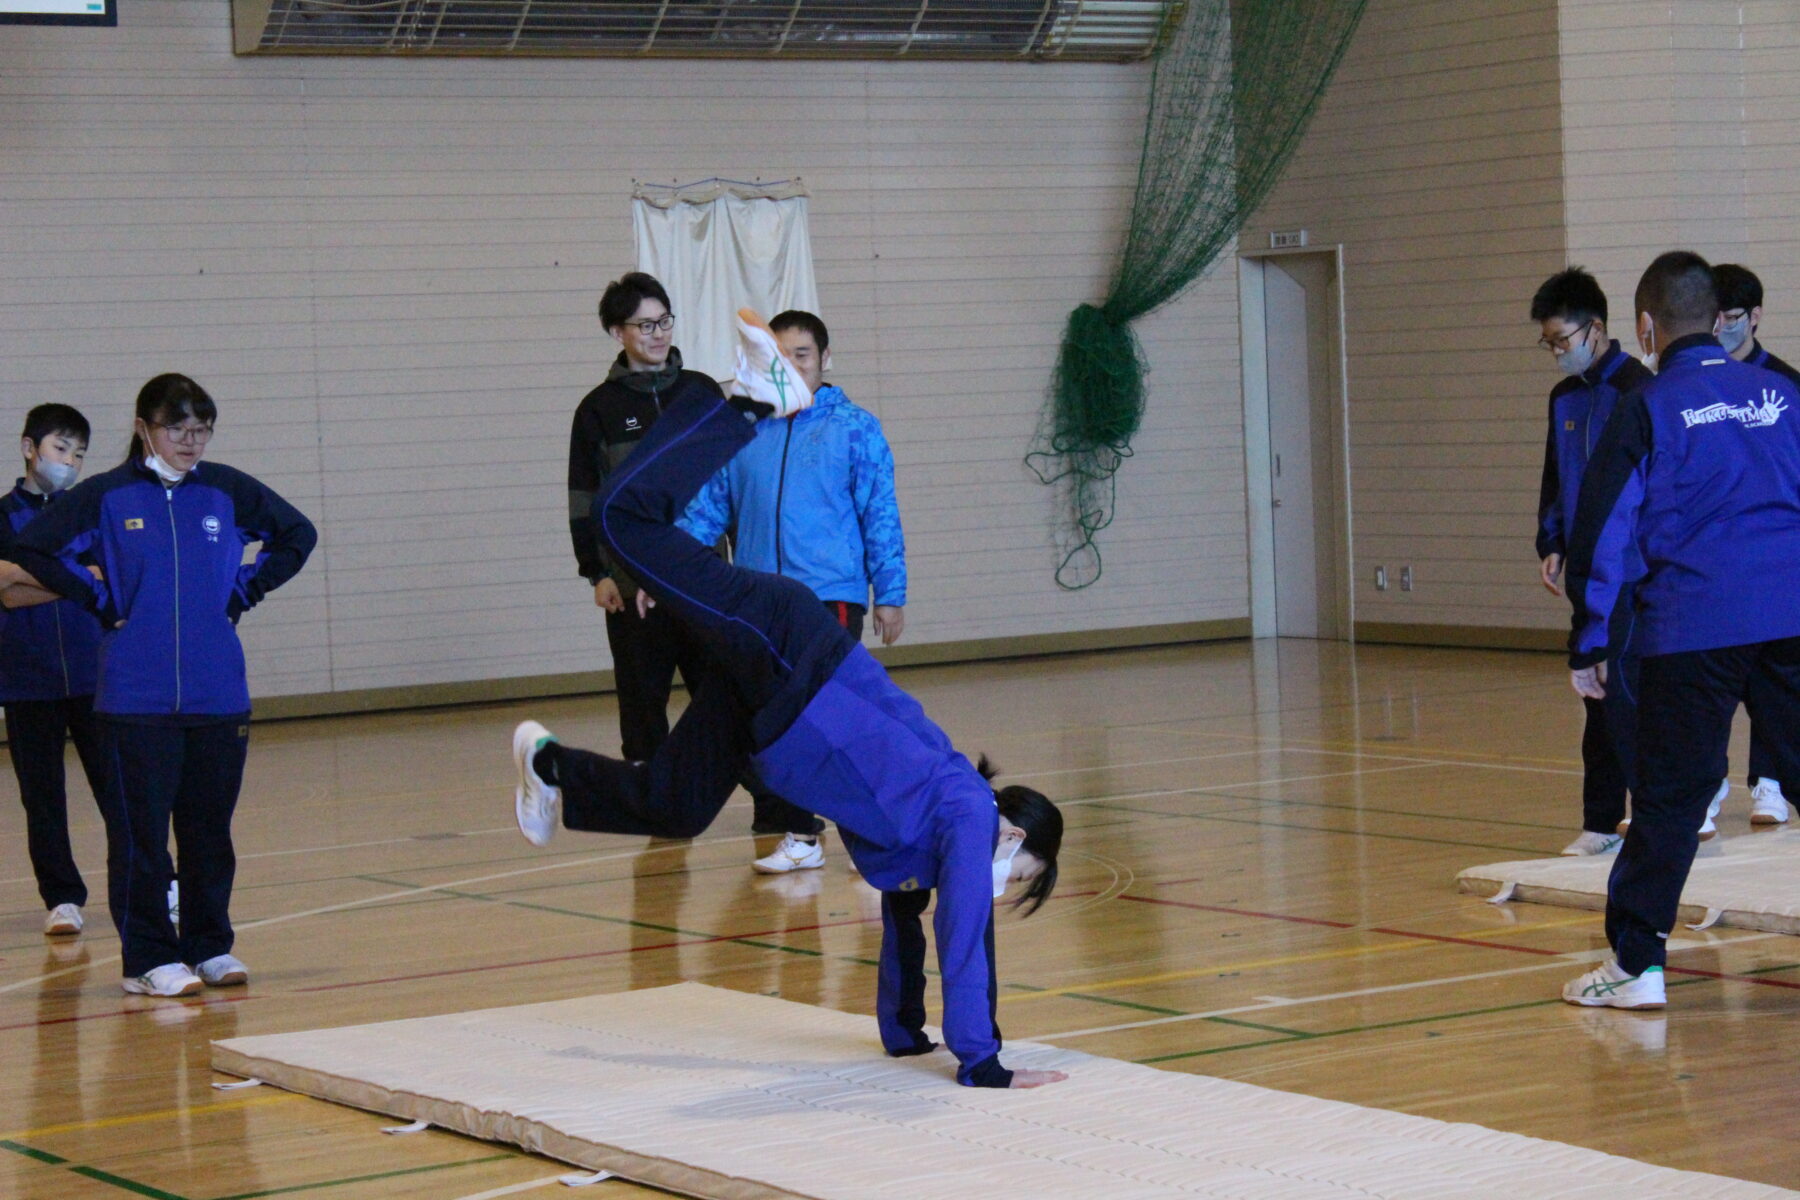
(0, 1091, 298, 1141)
(1001, 911, 1609, 1004)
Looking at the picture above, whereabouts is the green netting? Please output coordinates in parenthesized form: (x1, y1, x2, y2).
(1027, 0, 1367, 589)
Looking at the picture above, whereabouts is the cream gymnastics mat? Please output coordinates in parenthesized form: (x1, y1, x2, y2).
(1459, 829, 1800, 935)
(211, 983, 1791, 1199)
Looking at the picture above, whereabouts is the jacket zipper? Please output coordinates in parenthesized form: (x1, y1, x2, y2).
(53, 600, 70, 696)
(775, 419, 795, 573)
(165, 488, 182, 712)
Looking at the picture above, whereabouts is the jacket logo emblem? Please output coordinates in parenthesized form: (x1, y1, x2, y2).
(897, 877, 920, 892)
(124, 518, 144, 530)
(1681, 389, 1789, 430)
(1564, 420, 1575, 431)
(625, 416, 641, 430)
(203, 515, 222, 542)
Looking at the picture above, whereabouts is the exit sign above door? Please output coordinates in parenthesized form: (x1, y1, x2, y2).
(1270, 230, 1309, 249)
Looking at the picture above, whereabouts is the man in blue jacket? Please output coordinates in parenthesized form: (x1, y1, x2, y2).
(1562, 251, 1800, 1010)
(679, 311, 908, 874)
(1530, 268, 1655, 856)
(1713, 263, 1800, 828)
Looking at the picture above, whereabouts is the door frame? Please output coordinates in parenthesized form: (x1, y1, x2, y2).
(1237, 246, 1355, 641)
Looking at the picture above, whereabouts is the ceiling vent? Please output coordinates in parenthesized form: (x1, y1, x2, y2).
(232, 0, 1179, 61)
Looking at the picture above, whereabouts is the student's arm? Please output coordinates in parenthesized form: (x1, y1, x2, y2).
(932, 802, 1013, 1087)
(849, 412, 907, 611)
(567, 401, 611, 586)
(1564, 391, 1652, 676)
(223, 469, 317, 620)
(1535, 394, 1565, 592)
(10, 484, 109, 619)
(0, 558, 61, 608)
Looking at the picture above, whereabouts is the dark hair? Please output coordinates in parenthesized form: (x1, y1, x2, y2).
(128, 373, 217, 462)
(1530, 267, 1607, 326)
(598, 272, 671, 331)
(769, 309, 829, 353)
(1713, 263, 1764, 313)
(977, 756, 1062, 916)
(22, 403, 90, 447)
(1635, 250, 1719, 332)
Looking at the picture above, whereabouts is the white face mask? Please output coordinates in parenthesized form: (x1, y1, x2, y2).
(992, 838, 1022, 899)
(1638, 317, 1658, 372)
(144, 452, 187, 486)
(34, 460, 80, 493)
(1718, 314, 1752, 355)
(1555, 338, 1599, 377)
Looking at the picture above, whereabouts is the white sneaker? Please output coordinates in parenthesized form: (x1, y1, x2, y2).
(1562, 960, 1666, 1009)
(1751, 779, 1791, 826)
(195, 953, 248, 986)
(123, 962, 203, 997)
(44, 902, 83, 936)
(753, 833, 825, 874)
(513, 720, 561, 847)
(731, 308, 811, 418)
(1560, 831, 1622, 856)
(1698, 779, 1728, 841)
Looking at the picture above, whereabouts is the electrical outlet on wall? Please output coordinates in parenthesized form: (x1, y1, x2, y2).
(1374, 565, 1388, 591)
(1399, 565, 1413, 592)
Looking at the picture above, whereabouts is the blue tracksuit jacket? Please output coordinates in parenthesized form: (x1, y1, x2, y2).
(11, 459, 316, 718)
(751, 644, 1005, 1087)
(678, 385, 906, 608)
(1536, 340, 1653, 562)
(1748, 340, 1800, 389)
(0, 482, 102, 703)
(1566, 334, 1800, 667)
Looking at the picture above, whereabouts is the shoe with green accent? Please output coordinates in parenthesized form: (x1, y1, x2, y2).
(1562, 959, 1666, 1009)
(513, 720, 561, 847)
(731, 308, 811, 418)
(1560, 830, 1622, 856)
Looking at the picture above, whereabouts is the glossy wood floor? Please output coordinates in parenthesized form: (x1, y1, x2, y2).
(4, 638, 1798, 1199)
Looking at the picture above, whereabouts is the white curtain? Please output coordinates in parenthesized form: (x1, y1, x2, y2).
(632, 179, 819, 385)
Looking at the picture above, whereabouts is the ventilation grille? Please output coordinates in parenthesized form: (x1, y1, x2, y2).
(239, 0, 1178, 61)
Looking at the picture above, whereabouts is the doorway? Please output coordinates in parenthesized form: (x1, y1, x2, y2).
(1238, 249, 1352, 640)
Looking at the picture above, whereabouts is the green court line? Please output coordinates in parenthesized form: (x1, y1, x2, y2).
(1205, 1015, 1312, 1037)
(1063, 992, 1186, 1016)
(1741, 961, 1800, 975)
(208, 1153, 514, 1200)
(69, 1165, 191, 1200)
(1086, 802, 1546, 857)
(0, 1138, 68, 1164)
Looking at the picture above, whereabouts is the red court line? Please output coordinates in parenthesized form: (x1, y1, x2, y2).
(1118, 894, 1356, 929)
(0, 993, 255, 1032)
(1663, 965, 1800, 990)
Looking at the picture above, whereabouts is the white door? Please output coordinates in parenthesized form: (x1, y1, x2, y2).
(1262, 255, 1340, 638)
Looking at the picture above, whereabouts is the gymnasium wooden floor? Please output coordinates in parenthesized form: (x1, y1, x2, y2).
(4, 638, 1798, 1198)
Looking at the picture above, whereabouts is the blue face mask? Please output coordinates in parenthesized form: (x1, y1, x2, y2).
(1719, 314, 1752, 355)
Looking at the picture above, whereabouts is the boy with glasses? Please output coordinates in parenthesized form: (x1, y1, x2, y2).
(1529, 268, 1658, 855)
(568, 273, 721, 763)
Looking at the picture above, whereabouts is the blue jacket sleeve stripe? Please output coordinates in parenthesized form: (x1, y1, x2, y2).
(11, 484, 107, 616)
(1565, 393, 1652, 668)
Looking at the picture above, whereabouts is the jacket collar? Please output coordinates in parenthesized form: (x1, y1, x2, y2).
(9, 479, 48, 509)
(607, 347, 685, 394)
(1580, 339, 1627, 386)
(1661, 332, 1725, 369)
(130, 457, 198, 489)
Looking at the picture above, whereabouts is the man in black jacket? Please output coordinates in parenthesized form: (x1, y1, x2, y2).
(568, 272, 720, 761)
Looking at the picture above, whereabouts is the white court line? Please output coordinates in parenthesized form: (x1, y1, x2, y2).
(1058, 761, 1441, 812)
(447, 1177, 570, 1200)
(0, 834, 760, 997)
(1037, 931, 1791, 1043)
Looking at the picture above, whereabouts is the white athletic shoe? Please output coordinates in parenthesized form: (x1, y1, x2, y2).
(513, 720, 561, 847)
(1560, 831, 1622, 857)
(731, 309, 811, 418)
(1751, 779, 1791, 826)
(123, 962, 203, 997)
(753, 833, 825, 874)
(1562, 960, 1666, 1009)
(1698, 779, 1728, 841)
(195, 953, 249, 987)
(44, 902, 83, 936)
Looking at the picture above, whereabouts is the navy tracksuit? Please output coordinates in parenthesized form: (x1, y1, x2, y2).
(0, 481, 108, 910)
(12, 459, 315, 976)
(1536, 341, 1653, 833)
(1566, 334, 1800, 974)
(1740, 342, 1800, 792)
(547, 389, 1013, 1087)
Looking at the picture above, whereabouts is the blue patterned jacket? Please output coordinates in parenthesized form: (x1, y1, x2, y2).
(678, 385, 906, 608)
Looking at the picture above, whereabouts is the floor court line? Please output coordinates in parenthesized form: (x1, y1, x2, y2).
(0, 1094, 298, 1143)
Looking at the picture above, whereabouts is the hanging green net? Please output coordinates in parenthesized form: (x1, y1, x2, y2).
(1027, 0, 1367, 589)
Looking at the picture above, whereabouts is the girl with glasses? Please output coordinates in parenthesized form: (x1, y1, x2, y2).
(11, 374, 316, 996)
